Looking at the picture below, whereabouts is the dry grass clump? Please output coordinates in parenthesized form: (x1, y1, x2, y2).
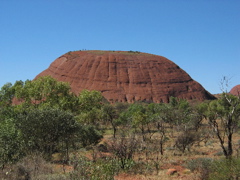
(0, 153, 69, 180)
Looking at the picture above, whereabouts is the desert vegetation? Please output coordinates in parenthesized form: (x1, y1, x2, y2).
(0, 76, 240, 180)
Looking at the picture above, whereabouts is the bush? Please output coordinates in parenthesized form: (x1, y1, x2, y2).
(128, 161, 154, 176)
(78, 125, 103, 147)
(108, 135, 139, 169)
(0, 153, 54, 180)
(175, 132, 199, 153)
(185, 157, 240, 180)
(185, 157, 213, 179)
(208, 158, 240, 180)
(69, 155, 120, 180)
(0, 118, 24, 169)
(15, 108, 79, 159)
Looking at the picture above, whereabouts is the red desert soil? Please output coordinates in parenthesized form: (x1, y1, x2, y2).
(35, 50, 215, 103)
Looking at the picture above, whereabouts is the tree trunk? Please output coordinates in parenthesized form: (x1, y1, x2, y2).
(227, 133, 233, 158)
(113, 126, 117, 138)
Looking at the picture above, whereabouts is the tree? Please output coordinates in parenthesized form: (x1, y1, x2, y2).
(14, 76, 78, 112)
(121, 103, 149, 141)
(205, 77, 240, 158)
(131, 104, 148, 141)
(77, 90, 104, 128)
(207, 94, 240, 158)
(0, 118, 23, 169)
(15, 108, 79, 159)
(169, 97, 192, 132)
(0, 82, 19, 120)
(158, 97, 193, 138)
(78, 89, 104, 112)
(77, 125, 103, 147)
(0, 78, 104, 163)
(101, 104, 119, 138)
(147, 103, 167, 155)
(0, 83, 16, 106)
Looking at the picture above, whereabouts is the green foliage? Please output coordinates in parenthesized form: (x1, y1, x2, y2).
(119, 103, 147, 127)
(206, 93, 240, 158)
(171, 98, 192, 126)
(14, 76, 78, 112)
(186, 157, 240, 180)
(185, 157, 213, 179)
(0, 82, 18, 120)
(208, 93, 240, 122)
(161, 97, 191, 125)
(128, 50, 140, 54)
(0, 82, 15, 106)
(101, 104, 119, 137)
(0, 78, 106, 166)
(117, 103, 151, 140)
(77, 109, 101, 126)
(78, 89, 103, 112)
(0, 104, 15, 121)
(101, 104, 118, 124)
(15, 108, 78, 158)
(186, 157, 213, 171)
(2, 76, 240, 179)
(0, 118, 23, 168)
(77, 90, 104, 126)
(78, 125, 103, 147)
(208, 158, 240, 180)
(218, 93, 240, 121)
(70, 155, 120, 180)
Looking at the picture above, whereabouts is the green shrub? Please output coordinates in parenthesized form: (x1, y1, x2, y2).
(208, 158, 240, 180)
(0, 118, 23, 169)
(186, 157, 240, 180)
(128, 161, 154, 175)
(70, 155, 120, 180)
(78, 125, 103, 147)
(185, 158, 213, 179)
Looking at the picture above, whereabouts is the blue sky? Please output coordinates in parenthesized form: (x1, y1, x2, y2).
(0, 0, 239, 94)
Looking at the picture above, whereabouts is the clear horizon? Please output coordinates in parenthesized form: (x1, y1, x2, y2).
(1, 0, 239, 94)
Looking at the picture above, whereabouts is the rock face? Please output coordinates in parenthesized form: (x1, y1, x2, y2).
(35, 50, 215, 103)
(230, 85, 240, 96)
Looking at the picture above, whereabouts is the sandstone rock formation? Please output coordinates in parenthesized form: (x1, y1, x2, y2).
(35, 50, 215, 103)
(230, 85, 240, 96)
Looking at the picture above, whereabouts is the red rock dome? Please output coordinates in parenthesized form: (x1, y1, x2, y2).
(35, 50, 215, 103)
(230, 85, 240, 96)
